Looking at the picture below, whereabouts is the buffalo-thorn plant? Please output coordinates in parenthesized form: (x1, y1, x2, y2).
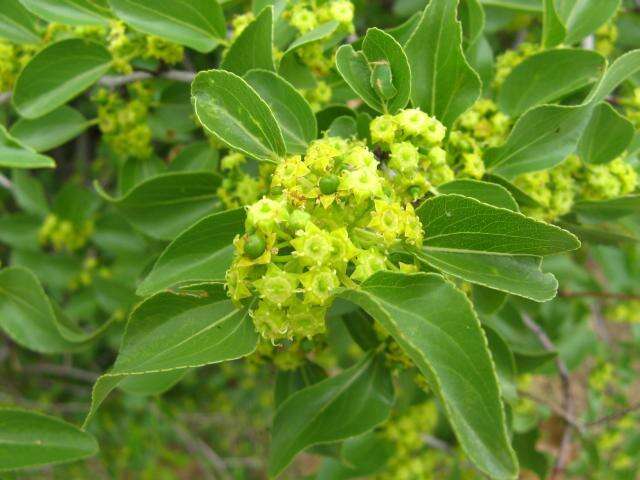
(1, 0, 640, 478)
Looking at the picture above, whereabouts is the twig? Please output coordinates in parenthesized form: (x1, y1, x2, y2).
(98, 69, 195, 87)
(586, 402, 640, 429)
(22, 363, 99, 382)
(0, 173, 12, 191)
(521, 313, 574, 480)
(559, 290, 640, 302)
(518, 389, 584, 434)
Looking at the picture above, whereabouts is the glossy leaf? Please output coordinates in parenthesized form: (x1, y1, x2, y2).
(268, 352, 393, 477)
(245, 69, 316, 154)
(137, 208, 245, 296)
(405, 0, 481, 127)
(0, 126, 55, 168)
(362, 28, 411, 113)
(555, 0, 620, 45)
(95, 172, 222, 240)
(498, 49, 604, 117)
(335, 45, 383, 112)
(221, 6, 274, 75)
(411, 249, 558, 301)
(0, 408, 98, 471)
(578, 102, 634, 165)
(192, 69, 286, 162)
(0, 0, 39, 44)
(84, 284, 258, 425)
(339, 272, 518, 479)
(108, 0, 225, 52)
(485, 104, 592, 178)
(19, 0, 112, 25)
(438, 179, 518, 211)
(416, 194, 580, 255)
(0, 267, 112, 353)
(574, 195, 640, 222)
(542, 0, 566, 47)
(12, 39, 112, 118)
(10, 106, 90, 152)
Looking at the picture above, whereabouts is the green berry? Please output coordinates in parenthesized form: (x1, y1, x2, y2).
(319, 174, 340, 195)
(408, 186, 422, 199)
(244, 234, 266, 259)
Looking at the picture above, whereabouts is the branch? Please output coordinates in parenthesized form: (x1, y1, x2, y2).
(521, 313, 574, 480)
(0, 91, 11, 104)
(22, 363, 99, 382)
(587, 402, 640, 429)
(98, 69, 195, 87)
(0, 173, 13, 191)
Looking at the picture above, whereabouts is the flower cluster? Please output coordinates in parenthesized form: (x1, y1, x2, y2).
(493, 42, 539, 88)
(38, 214, 94, 252)
(620, 87, 640, 129)
(68, 256, 111, 291)
(94, 83, 154, 159)
(515, 154, 638, 220)
(107, 21, 184, 73)
(370, 108, 448, 200)
(285, 0, 355, 78)
(606, 300, 640, 324)
(0, 40, 37, 92)
(216, 152, 268, 209)
(375, 402, 447, 480)
(226, 137, 423, 342)
(595, 21, 619, 57)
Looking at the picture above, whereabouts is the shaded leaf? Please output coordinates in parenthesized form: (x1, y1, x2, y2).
(0, 0, 40, 44)
(340, 272, 518, 479)
(108, 0, 225, 52)
(578, 102, 634, 165)
(95, 172, 222, 240)
(269, 352, 393, 477)
(137, 208, 244, 296)
(0, 408, 98, 472)
(405, 0, 481, 127)
(221, 6, 274, 75)
(12, 39, 112, 118)
(10, 106, 89, 152)
(192, 69, 285, 162)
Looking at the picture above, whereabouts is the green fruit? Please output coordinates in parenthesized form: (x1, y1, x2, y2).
(244, 234, 266, 259)
(319, 174, 340, 195)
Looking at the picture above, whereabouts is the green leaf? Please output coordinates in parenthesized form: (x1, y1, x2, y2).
(244, 69, 316, 154)
(578, 102, 634, 165)
(221, 6, 274, 75)
(573, 195, 640, 222)
(339, 272, 518, 480)
(274, 362, 327, 407)
(137, 208, 244, 296)
(340, 431, 395, 476)
(95, 172, 222, 240)
(192, 69, 285, 163)
(10, 170, 48, 216)
(484, 326, 517, 401)
(416, 194, 580, 255)
(0, 0, 40, 44)
(10, 106, 90, 152)
(12, 39, 112, 119)
(19, 0, 112, 26)
(460, 0, 486, 46)
(483, 173, 542, 208)
(485, 104, 592, 178)
(0, 126, 55, 169)
(555, 0, 620, 45)
(438, 179, 518, 210)
(542, 0, 566, 48)
(498, 48, 604, 117)
(0, 267, 112, 353)
(118, 369, 189, 396)
(335, 45, 383, 112)
(168, 141, 219, 172)
(327, 115, 358, 138)
(84, 284, 258, 425)
(363, 28, 411, 113)
(480, 0, 541, 11)
(0, 408, 98, 472)
(268, 352, 393, 477)
(107, 0, 225, 52)
(405, 0, 481, 127)
(371, 63, 396, 100)
(282, 20, 339, 55)
(411, 249, 558, 301)
(586, 49, 640, 104)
